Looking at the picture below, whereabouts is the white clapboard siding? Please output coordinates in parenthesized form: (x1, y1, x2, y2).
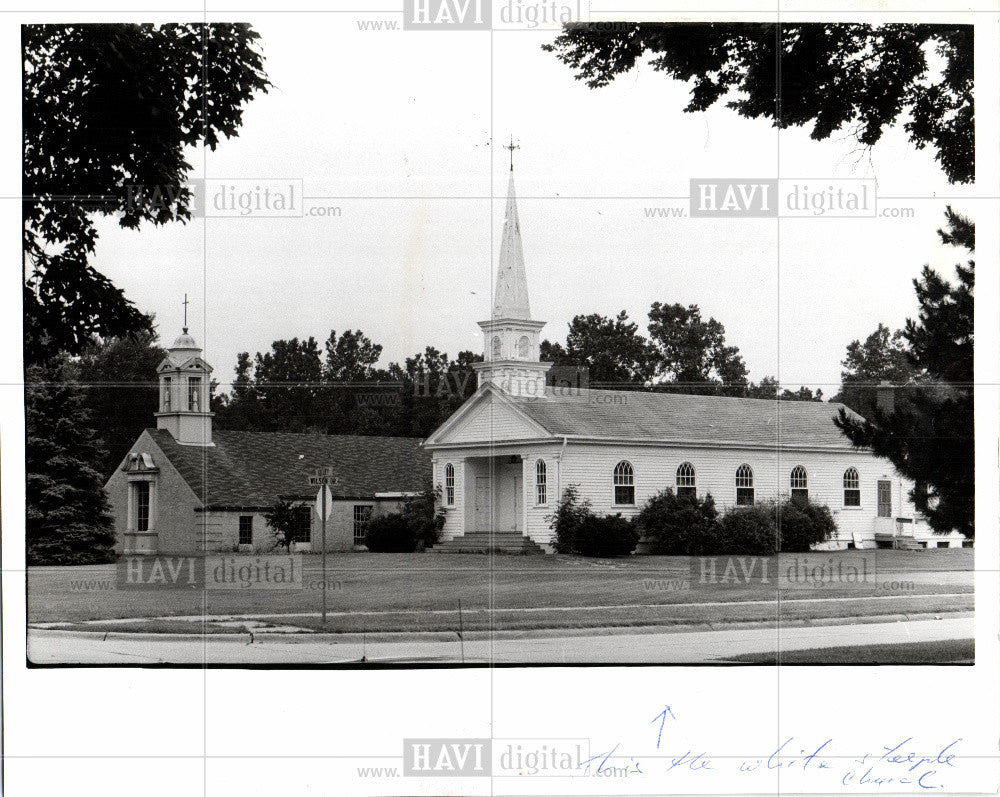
(553, 443, 925, 542)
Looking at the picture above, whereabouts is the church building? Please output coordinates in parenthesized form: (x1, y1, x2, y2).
(104, 330, 430, 554)
(423, 169, 964, 552)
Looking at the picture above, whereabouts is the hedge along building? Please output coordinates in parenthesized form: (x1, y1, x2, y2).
(104, 329, 431, 554)
(423, 169, 965, 553)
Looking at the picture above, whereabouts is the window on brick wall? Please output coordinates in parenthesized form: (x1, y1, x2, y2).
(133, 481, 150, 531)
(353, 505, 373, 546)
(238, 516, 253, 545)
(290, 505, 312, 544)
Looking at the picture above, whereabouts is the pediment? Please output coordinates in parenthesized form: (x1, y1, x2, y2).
(426, 387, 552, 446)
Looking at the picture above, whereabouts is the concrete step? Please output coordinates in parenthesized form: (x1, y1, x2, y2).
(430, 531, 547, 555)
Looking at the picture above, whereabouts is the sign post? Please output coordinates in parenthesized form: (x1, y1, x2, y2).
(309, 468, 338, 623)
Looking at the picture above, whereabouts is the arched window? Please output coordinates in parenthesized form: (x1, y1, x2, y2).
(676, 462, 696, 500)
(613, 461, 635, 505)
(790, 465, 808, 504)
(517, 335, 530, 359)
(491, 336, 502, 360)
(735, 464, 754, 506)
(535, 459, 547, 505)
(444, 463, 455, 506)
(843, 467, 861, 507)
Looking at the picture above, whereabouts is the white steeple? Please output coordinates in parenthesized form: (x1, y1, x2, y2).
(474, 156, 551, 397)
(154, 319, 214, 446)
(493, 172, 531, 320)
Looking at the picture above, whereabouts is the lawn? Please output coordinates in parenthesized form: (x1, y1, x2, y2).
(27, 549, 973, 634)
(722, 638, 975, 664)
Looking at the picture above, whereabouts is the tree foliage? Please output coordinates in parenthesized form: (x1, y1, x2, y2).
(835, 208, 974, 536)
(543, 23, 973, 183)
(23, 23, 270, 363)
(213, 330, 482, 437)
(26, 358, 117, 564)
(541, 303, 814, 399)
(540, 310, 656, 387)
(73, 330, 166, 477)
(834, 324, 914, 418)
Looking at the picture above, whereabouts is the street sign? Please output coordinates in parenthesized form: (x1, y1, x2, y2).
(315, 486, 333, 521)
(308, 475, 339, 486)
(308, 468, 336, 625)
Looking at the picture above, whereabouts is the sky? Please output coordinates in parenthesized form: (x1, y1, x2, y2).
(88, 16, 978, 396)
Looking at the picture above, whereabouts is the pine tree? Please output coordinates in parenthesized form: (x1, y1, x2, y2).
(26, 357, 117, 564)
(835, 207, 974, 537)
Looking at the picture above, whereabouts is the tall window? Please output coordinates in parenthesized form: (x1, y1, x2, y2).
(238, 515, 253, 545)
(676, 462, 696, 499)
(444, 463, 455, 505)
(843, 468, 861, 506)
(613, 461, 635, 505)
(492, 336, 502, 360)
(162, 377, 171, 411)
(187, 376, 201, 411)
(353, 505, 373, 546)
(133, 482, 150, 531)
(535, 459, 547, 505)
(290, 505, 312, 544)
(517, 335, 530, 359)
(790, 465, 808, 504)
(736, 465, 754, 506)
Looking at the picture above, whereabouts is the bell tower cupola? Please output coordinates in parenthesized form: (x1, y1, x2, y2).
(155, 298, 214, 445)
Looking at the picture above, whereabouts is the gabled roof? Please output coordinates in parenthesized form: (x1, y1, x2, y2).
(427, 386, 862, 450)
(516, 389, 860, 449)
(146, 429, 430, 509)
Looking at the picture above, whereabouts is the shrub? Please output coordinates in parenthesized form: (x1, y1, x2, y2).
(547, 485, 593, 554)
(634, 489, 720, 555)
(364, 513, 416, 553)
(573, 514, 639, 557)
(775, 500, 837, 552)
(403, 484, 446, 551)
(546, 486, 637, 556)
(717, 504, 778, 556)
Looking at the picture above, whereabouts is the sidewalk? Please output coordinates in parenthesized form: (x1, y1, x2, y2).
(27, 613, 974, 665)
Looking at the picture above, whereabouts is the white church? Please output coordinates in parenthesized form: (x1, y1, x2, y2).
(423, 170, 965, 553)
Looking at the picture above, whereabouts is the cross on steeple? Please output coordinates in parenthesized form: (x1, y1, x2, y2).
(504, 135, 520, 172)
(182, 293, 189, 333)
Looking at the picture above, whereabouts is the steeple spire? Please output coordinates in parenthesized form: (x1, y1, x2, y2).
(493, 170, 531, 320)
(474, 153, 551, 397)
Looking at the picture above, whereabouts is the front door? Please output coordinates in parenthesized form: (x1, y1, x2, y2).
(877, 480, 892, 518)
(474, 476, 492, 531)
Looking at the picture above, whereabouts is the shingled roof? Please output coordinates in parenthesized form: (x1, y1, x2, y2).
(503, 388, 861, 450)
(146, 429, 430, 509)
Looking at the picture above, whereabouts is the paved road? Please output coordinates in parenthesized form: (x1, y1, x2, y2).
(27, 615, 973, 665)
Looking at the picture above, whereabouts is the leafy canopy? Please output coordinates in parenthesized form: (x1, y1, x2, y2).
(23, 23, 270, 362)
(543, 23, 973, 183)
